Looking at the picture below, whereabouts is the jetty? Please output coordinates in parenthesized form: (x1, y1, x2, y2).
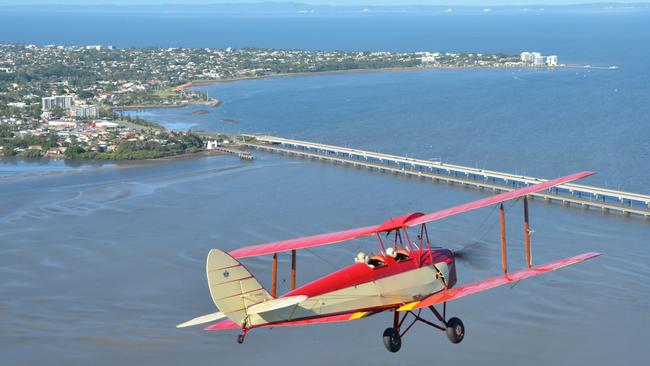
(211, 146, 253, 160)
(239, 135, 650, 218)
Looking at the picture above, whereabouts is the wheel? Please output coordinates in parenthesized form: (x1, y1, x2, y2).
(237, 334, 245, 344)
(382, 327, 402, 353)
(446, 317, 465, 344)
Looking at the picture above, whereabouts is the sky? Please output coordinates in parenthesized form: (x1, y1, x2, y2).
(0, 1, 644, 6)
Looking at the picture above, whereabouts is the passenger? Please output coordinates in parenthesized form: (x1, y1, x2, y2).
(354, 252, 369, 264)
(368, 255, 386, 268)
(385, 247, 397, 258)
(395, 249, 410, 262)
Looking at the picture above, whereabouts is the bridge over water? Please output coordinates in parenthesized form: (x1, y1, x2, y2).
(239, 135, 650, 219)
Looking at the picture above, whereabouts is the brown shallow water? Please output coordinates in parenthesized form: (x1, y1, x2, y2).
(0, 153, 648, 365)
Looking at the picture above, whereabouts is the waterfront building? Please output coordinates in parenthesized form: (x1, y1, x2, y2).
(42, 95, 73, 111)
(72, 105, 98, 119)
(520, 52, 533, 63)
(532, 52, 545, 66)
(546, 55, 558, 66)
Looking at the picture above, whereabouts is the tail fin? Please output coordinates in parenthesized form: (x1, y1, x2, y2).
(206, 249, 273, 326)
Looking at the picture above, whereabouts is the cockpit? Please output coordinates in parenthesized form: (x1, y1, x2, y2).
(355, 247, 412, 269)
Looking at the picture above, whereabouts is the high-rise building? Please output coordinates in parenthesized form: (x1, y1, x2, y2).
(520, 52, 533, 63)
(72, 105, 98, 119)
(42, 95, 73, 111)
(546, 55, 558, 66)
(55, 95, 73, 109)
(42, 97, 56, 111)
(532, 52, 545, 66)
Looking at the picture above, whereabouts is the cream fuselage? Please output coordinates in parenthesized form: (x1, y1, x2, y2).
(247, 249, 457, 327)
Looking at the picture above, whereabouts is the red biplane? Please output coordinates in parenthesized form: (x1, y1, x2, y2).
(178, 171, 600, 352)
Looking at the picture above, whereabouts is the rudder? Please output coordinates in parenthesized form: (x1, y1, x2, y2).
(206, 249, 273, 326)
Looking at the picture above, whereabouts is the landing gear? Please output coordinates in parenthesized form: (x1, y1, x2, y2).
(237, 328, 248, 344)
(382, 328, 402, 353)
(382, 303, 464, 352)
(445, 317, 465, 344)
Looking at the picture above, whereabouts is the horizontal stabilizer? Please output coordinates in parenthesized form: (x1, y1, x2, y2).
(247, 295, 309, 315)
(398, 252, 600, 312)
(176, 312, 226, 328)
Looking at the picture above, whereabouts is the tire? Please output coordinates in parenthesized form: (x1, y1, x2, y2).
(237, 334, 245, 344)
(446, 317, 465, 344)
(383, 327, 402, 353)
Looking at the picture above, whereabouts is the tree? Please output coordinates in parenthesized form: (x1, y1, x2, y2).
(78, 90, 94, 99)
(21, 149, 42, 159)
(50, 105, 65, 117)
(64, 145, 85, 158)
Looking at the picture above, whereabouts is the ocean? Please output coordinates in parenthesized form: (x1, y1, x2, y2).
(1, 6, 650, 366)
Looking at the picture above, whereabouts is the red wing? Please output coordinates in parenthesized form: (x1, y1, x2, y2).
(261, 310, 377, 328)
(228, 171, 593, 259)
(405, 171, 594, 227)
(228, 224, 380, 259)
(204, 311, 376, 331)
(398, 252, 600, 311)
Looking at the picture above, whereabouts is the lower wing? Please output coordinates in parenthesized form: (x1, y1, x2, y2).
(398, 252, 600, 311)
(204, 310, 379, 331)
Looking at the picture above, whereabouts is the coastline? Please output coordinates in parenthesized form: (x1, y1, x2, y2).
(0, 149, 226, 167)
(55, 63, 610, 163)
(110, 99, 222, 111)
(177, 64, 578, 90)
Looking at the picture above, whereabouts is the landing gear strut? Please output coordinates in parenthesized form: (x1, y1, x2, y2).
(382, 303, 464, 352)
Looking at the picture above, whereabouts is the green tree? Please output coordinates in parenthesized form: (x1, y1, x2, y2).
(64, 145, 85, 158)
(21, 149, 42, 158)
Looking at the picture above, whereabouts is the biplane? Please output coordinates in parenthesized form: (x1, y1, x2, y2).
(178, 171, 600, 352)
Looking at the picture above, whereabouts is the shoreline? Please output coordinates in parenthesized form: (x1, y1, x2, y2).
(130, 62, 613, 110)
(43, 63, 614, 163)
(177, 63, 597, 90)
(0, 149, 226, 166)
(110, 99, 222, 111)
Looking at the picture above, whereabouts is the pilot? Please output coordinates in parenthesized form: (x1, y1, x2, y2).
(354, 251, 369, 264)
(385, 247, 397, 258)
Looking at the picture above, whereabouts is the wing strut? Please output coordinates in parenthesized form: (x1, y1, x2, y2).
(524, 196, 532, 267)
(499, 203, 507, 275)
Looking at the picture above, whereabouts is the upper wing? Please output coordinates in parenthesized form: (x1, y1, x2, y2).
(228, 171, 594, 259)
(229, 224, 380, 259)
(405, 171, 594, 227)
(397, 251, 600, 312)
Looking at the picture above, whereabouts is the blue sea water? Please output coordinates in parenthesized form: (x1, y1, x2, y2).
(128, 64, 650, 193)
(2, 7, 650, 366)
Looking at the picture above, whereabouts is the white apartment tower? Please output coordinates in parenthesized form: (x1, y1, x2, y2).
(42, 95, 73, 111)
(72, 105, 98, 119)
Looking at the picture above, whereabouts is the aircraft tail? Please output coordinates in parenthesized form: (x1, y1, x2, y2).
(206, 248, 273, 326)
